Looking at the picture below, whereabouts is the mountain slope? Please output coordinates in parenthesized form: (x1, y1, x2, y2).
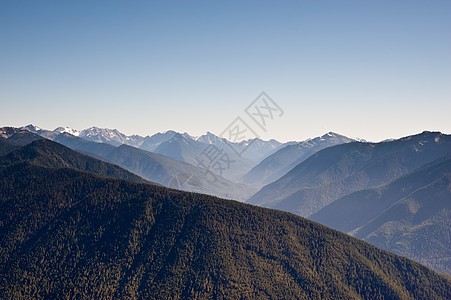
(0, 163, 449, 299)
(0, 139, 150, 185)
(243, 132, 355, 186)
(25, 125, 264, 181)
(53, 133, 255, 201)
(197, 132, 285, 163)
(0, 139, 18, 157)
(357, 175, 450, 274)
(79, 126, 145, 147)
(54, 132, 117, 157)
(54, 126, 81, 136)
(238, 138, 285, 162)
(0, 127, 45, 156)
(1, 127, 44, 146)
(154, 132, 207, 165)
(139, 130, 177, 152)
(24, 125, 287, 181)
(20, 124, 59, 139)
(154, 133, 256, 181)
(105, 144, 254, 201)
(310, 154, 451, 274)
(248, 131, 451, 217)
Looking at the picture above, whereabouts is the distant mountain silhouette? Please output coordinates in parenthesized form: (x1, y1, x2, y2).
(248, 131, 451, 217)
(79, 127, 145, 147)
(139, 130, 178, 152)
(54, 132, 255, 201)
(197, 132, 285, 163)
(23, 124, 288, 182)
(155, 133, 207, 164)
(153, 133, 255, 181)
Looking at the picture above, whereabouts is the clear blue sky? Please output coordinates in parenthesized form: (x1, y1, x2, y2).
(1, 0, 450, 142)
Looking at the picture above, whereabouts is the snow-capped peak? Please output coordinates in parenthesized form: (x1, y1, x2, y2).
(320, 132, 337, 139)
(77, 126, 145, 147)
(54, 127, 80, 136)
(21, 124, 42, 132)
(354, 137, 369, 143)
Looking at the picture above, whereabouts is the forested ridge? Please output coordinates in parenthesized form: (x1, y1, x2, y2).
(0, 139, 151, 185)
(0, 160, 450, 299)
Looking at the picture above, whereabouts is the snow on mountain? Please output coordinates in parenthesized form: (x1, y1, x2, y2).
(54, 127, 80, 136)
(21, 125, 287, 163)
(20, 124, 59, 139)
(23, 124, 42, 132)
(78, 127, 145, 147)
(354, 137, 369, 143)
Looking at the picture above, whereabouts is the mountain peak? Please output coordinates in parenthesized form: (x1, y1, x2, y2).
(20, 124, 46, 133)
(82, 127, 121, 135)
(0, 127, 22, 138)
(320, 132, 348, 139)
(398, 131, 445, 142)
(419, 130, 443, 137)
(302, 132, 354, 146)
(170, 132, 194, 144)
(54, 127, 80, 136)
(161, 130, 177, 135)
(196, 131, 224, 144)
(77, 127, 144, 147)
(204, 131, 216, 137)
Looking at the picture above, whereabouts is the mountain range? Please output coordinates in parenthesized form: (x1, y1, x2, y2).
(21, 125, 369, 202)
(22, 125, 287, 181)
(310, 153, 451, 274)
(16, 125, 451, 276)
(247, 131, 451, 274)
(53, 132, 255, 201)
(243, 132, 355, 186)
(0, 138, 152, 186)
(1, 139, 449, 298)
(0, 127, 44, 149)
(248, 131, 451, 216)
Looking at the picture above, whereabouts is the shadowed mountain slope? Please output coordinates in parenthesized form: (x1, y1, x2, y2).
(0, 127, 44, 147)
(243, 132, 354, 186)
(248, 131, 451, 217)
(0, 139, 151, 185)
(310, 154, 451, 274)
